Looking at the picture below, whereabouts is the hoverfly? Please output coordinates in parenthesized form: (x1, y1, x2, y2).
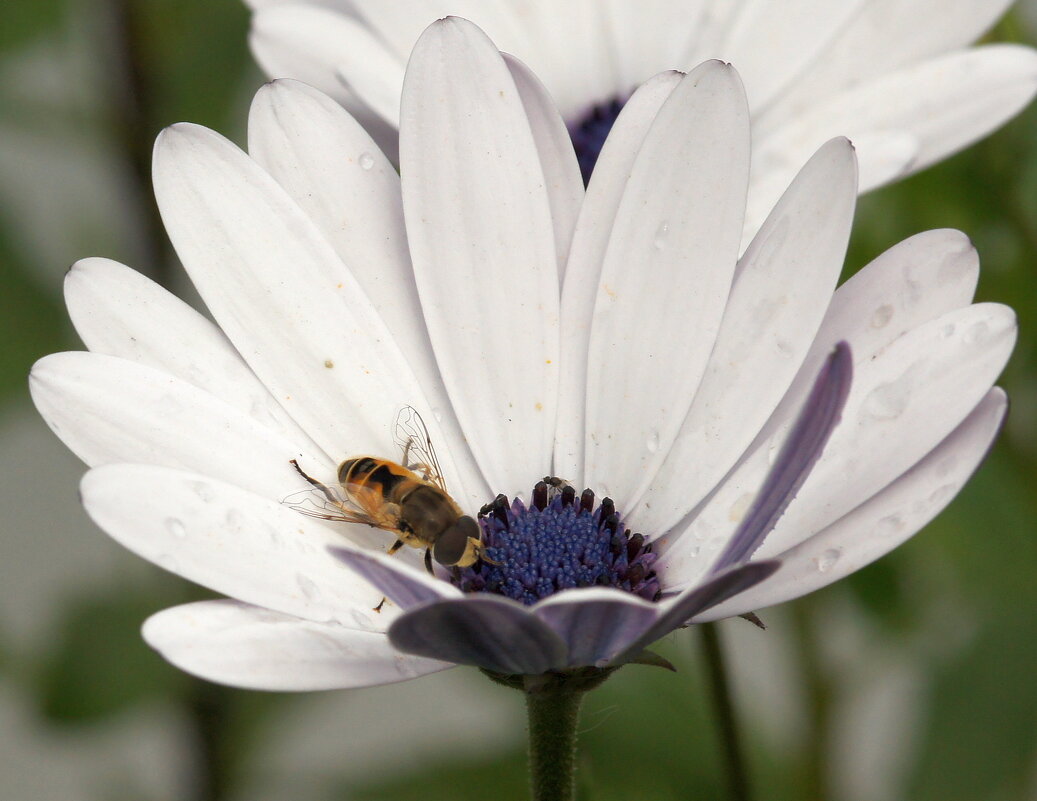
(290, 407, 492, 575)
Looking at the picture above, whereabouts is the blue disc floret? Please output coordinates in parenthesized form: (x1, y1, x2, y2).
(568, 96, 626, 185)
(452, 479, 661, 606)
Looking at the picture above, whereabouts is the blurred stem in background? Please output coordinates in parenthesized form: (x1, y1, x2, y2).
(700, 623, 752, 801)
(107, 0, 173, 290)
(791, 600, 833, 801)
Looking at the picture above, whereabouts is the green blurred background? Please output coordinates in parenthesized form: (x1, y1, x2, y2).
(1, 2, 1035, 800)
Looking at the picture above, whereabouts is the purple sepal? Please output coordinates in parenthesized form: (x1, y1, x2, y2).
(533, 593, 661, 667)
(388, 595, 568, 675)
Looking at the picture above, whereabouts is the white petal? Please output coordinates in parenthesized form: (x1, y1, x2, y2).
(583, 62, 749, 509)
(30, 352, 331, 496)
(82, 464, 397, 628)
(502, 54, 584, 282)
(400, 18, 559, 497)
(64, 257, 324, 458)
(330, 24, 407, 127)
(603, 0, 708, 92)
(250, 4, 387, 105)
(153, 123, 467, 495)
(555, 70, 682, 481)
(769, 0, 1015, 117)
(700, 388, 1008, 621)
(246, 80, 488, 507)
(351, 3, 526, 63)
(720, 0, 867, 112)
(144, 600, 450, 691)
(756, 229, 980, 448)
(754, 45, 1037, 200)
(631, 138, 857, 534)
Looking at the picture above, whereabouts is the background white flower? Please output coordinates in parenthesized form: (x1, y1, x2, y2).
(245, 0, 1037, 237)
(29, 19, 1015, 690)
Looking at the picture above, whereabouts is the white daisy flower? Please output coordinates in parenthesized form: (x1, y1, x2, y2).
(246, 0, 1037, 238)
(30, 19, 1015, 690)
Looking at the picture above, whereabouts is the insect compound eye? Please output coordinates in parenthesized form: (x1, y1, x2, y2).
(433, 516, 481, 566)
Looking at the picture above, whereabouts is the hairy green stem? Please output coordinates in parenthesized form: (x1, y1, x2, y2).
(700, 622, 752, 801)
(525, 685, 585, 801)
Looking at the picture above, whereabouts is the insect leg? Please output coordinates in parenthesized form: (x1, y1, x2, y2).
(424, 548, 434, 575)
(290, 459, 339, 505)
(387, 539, 405, 556)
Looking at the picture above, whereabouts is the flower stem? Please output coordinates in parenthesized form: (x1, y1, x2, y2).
(700, 622, 753, 801)
(525, 683, 585, 801)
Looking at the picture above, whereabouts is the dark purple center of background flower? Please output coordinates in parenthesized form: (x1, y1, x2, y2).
(452, 480, 660, 606)
(568, 96, 625, 185)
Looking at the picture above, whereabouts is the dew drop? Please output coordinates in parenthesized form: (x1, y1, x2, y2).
(431, 407, 444, 423)
(964, 320, 990, 345)
(165, 518, 187, 539)
(775, 339, 793, 358)
(645, 430, 660, 453)
(652, 221, 670, 251)
(940, 323, 956, 339)
(156, 553, 179, 572)
(876, 514, 903, 537)
(688, 545, 701, 558)
(351, 609, 373, 628)
(928, 483, 956, 506)
(728, 492, 754, 523)
(813, 548, 840, 572)
(871, 304, 894, 329)
(358, 152, 375, 170)
(190, 482, 214, 503)
(863, 373, 913, 421)
(296, 574, 322, 603)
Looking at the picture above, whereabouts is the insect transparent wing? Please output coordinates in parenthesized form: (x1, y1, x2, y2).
(393, 406, 448, 492)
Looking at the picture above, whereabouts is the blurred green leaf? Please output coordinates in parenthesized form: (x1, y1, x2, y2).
(0, 0, 68, 50)
(908, 609, 1037, 801)
(0, 217, 71, 409)
(35, 590, 185, 723)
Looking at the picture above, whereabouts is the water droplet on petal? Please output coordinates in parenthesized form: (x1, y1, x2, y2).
(431, 407, 444, 423)
(863, 373, 913, 421)
(813, 548, 840, 572)
(653, 221, 669, 251)
(964, 320, 990, 345)
(157, 553, 179, 572)
(940, 323, 956, 339)
(351, 609, 373, 628)
(688, 546, 700, 558)
(645, 430, 660, 453)
(190, 482, 214, 503)
(928, 483, 956, 506)
(871, 304, 894, 328)
(165, 518, 186, 539)
(297, 574, 321, 603)
(877, 514, 903, 536)
(775, 340, 793, 358)
(358, 152, 375, 170)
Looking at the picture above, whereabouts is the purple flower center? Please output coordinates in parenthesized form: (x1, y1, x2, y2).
(568, 96, 625, 185)
(452, 480, 661, 606)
